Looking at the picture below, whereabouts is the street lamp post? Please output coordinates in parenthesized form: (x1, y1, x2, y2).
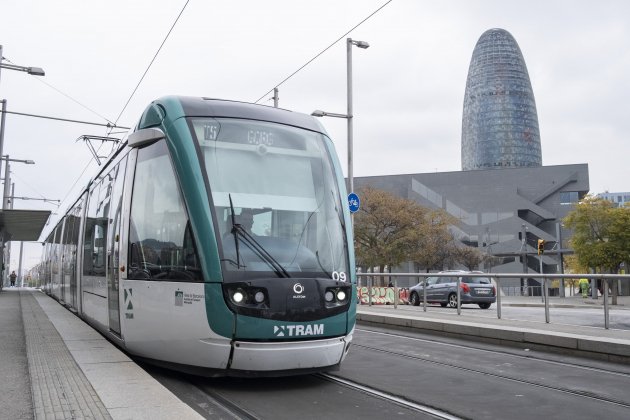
(0, 46, 43, 287)
(346, 38, 369, 196)
(0, 45, 45, 178)
(2, 156, 35, 209)
(311, 38, 369, 197)
(0, 99, 7, 185)
(0, 45, 46, 82)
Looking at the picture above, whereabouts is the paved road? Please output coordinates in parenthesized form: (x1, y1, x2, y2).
(342, 325, 630, 419)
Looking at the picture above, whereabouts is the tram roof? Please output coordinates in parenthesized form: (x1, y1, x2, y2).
(173, 97, 327, 134)
(0, 209, 51, 243)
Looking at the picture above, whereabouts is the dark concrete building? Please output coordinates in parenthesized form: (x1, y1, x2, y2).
(354, 164, 589, 288)
(461, 28, 542, 171)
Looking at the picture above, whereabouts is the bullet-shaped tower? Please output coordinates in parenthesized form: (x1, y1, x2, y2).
(461, 28, 542, 171)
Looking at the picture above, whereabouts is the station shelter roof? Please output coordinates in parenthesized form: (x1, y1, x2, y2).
(0, 209, 51, 243)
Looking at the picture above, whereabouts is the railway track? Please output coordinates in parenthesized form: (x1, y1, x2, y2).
(316, 373, 461, 419)
(355, 327, 630, 410)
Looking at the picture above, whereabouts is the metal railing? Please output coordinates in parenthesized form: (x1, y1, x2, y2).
(357, 272, 630, 329)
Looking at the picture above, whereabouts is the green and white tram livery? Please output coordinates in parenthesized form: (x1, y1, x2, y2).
(40, 96, 356, 376)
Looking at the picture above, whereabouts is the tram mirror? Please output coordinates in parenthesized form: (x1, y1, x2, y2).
(128, 127, 165, 148)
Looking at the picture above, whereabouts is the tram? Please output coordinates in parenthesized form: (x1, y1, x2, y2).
(39, 96, 356, 376)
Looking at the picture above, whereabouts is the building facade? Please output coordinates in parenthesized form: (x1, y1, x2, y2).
(461, 28, 542, 171)
(597, 191, 630, 207)
(354, 164, 589, 289)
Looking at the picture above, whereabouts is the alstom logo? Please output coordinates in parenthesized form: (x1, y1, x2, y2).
(273, 324, 324, 337)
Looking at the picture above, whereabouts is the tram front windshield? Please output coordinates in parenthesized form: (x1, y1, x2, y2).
(190, 118, 349, 281)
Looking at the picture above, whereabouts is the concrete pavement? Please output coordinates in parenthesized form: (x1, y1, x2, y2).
(0, 285, 32, 419)
(0, 287, 203, 420)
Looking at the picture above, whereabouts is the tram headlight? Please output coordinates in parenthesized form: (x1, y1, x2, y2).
(225, 285, 269, 308)
(336, 290, 347, 302)
(324, 287, 351, 307)
(254, 291, 265, 303)
(232, 290, 245, 303)
(325, 291, 335, 302)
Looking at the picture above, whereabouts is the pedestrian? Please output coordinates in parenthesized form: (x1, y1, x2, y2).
(9, 271, 17, 287)
(579, 278, 589, 298)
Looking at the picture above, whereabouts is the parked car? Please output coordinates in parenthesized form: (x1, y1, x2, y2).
(409, 271, 496, 309)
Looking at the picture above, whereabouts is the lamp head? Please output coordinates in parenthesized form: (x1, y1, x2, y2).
(27, 67, 45, 76)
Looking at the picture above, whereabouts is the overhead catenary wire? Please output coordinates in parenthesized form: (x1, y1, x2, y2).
(112, 0, 190, 127)
(9, 172, 54, 203)
(0, 109, 129, 129)
(58, 141, 109, 207)
(254, 0, 393, 104)
(56, 1, 189, 210)
(1, 57, 116, 125)
(34, 77, 116, 125)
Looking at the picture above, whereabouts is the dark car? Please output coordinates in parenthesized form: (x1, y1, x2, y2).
(409, 271, 496, 309)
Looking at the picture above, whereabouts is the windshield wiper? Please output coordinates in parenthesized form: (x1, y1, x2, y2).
(228, 194, 244, 269)
(228, 194, 290, 278)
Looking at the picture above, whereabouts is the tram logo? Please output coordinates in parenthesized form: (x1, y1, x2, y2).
(274, 324, 324, 337)
(124, 288, 134, 319)
(292, 283, 306, 299)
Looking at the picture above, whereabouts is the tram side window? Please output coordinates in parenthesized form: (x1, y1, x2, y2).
(128, 140, 202, 282)
(63, 204, 82, 278)
(83, 175, 112, 278)
(83, 185, 98, 275)
(51, 225, 62, 284)
(43, 230, 56, 288)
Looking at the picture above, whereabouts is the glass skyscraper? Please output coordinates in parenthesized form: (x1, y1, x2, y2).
(461, 28, 542, 171)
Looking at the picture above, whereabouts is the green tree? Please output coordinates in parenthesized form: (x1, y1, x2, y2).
(407, 209, 460, 272)
(353, 187, 462, 284)
(563, 196, 630, 303)
(353, 187, 425, 285)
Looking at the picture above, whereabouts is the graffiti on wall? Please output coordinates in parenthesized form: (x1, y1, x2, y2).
(357, 287, 410, 305)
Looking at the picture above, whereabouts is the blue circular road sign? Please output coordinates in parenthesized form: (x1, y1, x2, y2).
(348, 192, 360, 213)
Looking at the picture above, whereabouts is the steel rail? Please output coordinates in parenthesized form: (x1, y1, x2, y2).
(317, 373, 462, 420)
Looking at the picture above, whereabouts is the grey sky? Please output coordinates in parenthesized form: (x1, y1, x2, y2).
(1, 0, 629, 270)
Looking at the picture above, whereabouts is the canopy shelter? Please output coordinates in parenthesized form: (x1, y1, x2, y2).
(0, 209, 51, 243)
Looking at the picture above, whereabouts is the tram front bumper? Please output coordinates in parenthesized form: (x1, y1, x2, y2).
(229, 334, 352, 372)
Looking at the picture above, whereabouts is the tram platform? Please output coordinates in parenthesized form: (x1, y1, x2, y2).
(0, 287, 203, 420)
(357, 297, 630, 364)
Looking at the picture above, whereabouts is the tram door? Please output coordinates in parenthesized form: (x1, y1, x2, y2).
(107, 157, 127, 335)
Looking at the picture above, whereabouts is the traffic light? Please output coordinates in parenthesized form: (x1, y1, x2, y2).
(537, 239, 545, 255)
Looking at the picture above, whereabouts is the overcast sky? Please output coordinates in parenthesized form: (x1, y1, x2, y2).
(2, 0, 629, 270)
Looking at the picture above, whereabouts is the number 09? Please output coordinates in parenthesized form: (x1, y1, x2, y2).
(332, 271, 347, 282)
